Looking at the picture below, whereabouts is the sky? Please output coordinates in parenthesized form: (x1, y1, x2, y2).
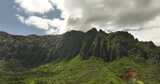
(0, 0, 62, 35)
(0, 0, 160, 45)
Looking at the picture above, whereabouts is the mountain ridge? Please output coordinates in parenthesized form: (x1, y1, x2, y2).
(0, 28, 159, 68)
(0, 28, 160, 84)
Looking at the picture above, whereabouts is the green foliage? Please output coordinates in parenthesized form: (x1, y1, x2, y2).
(23, 56, 124, 84)
(0, 29, 159, 67)
(0, 56, 160, 84)
(0, 56, 155, 84)
(0, 29, 160, 84)
(0, 59, 26, 84)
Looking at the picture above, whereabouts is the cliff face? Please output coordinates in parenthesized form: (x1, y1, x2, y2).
(80, 29, 160, 62)
(0, 28, 159, 67)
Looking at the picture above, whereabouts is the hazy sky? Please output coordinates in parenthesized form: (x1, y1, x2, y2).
(0, 0, 160, 45)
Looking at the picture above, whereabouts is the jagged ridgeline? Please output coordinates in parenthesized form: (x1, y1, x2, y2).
(0, 28, 159, 67)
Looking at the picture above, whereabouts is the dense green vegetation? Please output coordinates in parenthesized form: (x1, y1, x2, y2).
(0, 28, 159, 84)
(0, 56, 160, 84)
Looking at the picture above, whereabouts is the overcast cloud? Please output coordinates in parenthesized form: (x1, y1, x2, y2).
(15, 0, 160, 45)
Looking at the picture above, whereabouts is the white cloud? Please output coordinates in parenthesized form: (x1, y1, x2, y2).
(131, 28, 160, 46)
(51, 0, 160, 45)
(15, 0, 54, 14)
(15, 0, 65, 34)
(130, 16, 160, 45)
(16, 14, 25, 23)
(25, 16, 50, 30)
(15, 0, 160, 45)
(16, 15, 65, 34)
(51, 0, 160, 31)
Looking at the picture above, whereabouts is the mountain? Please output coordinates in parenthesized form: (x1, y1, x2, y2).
(0, 28, 160, 84)
(0, 30, 84, 67)
(0, 28, 159, 67)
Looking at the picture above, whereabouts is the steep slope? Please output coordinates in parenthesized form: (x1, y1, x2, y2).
(0, 30, 84, 67)
(0, 28, 160, 68)
(80, 29, 160, 63)
(0, 28, 160, 84)
(0, 29, 160, 68)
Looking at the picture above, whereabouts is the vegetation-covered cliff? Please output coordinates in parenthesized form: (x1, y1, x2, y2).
(0, 28, 159, 84)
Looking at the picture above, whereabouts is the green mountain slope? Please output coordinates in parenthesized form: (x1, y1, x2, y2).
(0, 28, 159, 68)
(0, 31, 84, 68)
(3, 56, 157, 84)
(0, 29, 160, 84)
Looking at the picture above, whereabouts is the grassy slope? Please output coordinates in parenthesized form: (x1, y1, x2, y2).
(23, 56, 160, 84)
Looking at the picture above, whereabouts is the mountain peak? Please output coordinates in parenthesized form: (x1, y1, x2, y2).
(87, 28, 98, 33)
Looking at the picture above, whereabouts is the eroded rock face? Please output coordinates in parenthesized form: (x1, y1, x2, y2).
(0, 28, 159, 67)
(80, 29, 159, 62)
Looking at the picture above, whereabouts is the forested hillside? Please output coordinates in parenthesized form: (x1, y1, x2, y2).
(0, 28, 159, 84)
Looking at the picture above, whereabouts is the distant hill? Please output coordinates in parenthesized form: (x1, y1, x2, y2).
(0, 28, 160, 84)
